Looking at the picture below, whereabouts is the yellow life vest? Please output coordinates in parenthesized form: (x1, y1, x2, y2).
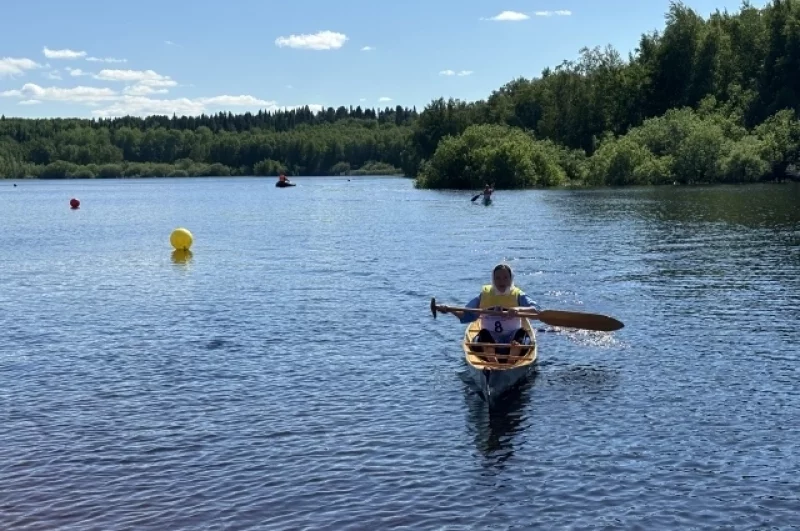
(479, 285, 522, 309)
(478, 285, 523, 338)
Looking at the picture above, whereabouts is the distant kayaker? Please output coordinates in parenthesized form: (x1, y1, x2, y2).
(439, 263, 539, 360)
(279, 174, 287, 183)
(482, 184, 493, 199)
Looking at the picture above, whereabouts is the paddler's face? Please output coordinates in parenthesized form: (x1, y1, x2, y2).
(493, 269, 511, 291)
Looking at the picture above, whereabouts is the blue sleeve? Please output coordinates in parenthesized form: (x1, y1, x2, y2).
(458, 296, 481, 323)
(518, 293, 541, 311)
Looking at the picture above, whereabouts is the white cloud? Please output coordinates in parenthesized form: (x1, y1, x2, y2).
(275, 31, 348, 50)
(94, 69, 177, 87)
(440, 69, 473, 77)
(484, 11, 529, 21)
(123, 84, 169, 96)
(165, 40, 177, 45)
(0, 57, 41, 77)
(43, 70, 62, 80)
(361, 46, 374, 51)
(200, 95, 274, 107)
(286, 84, 293, 89)
(1, 79, 309, 120)
(140, 78, 177, 88)
(359, 98, 366, 102)
(1, 83, 117, 103)
(91, 94, 277, 118)
(86, 56, 127, 63)
(378, 97, 392, 102)
(43, 47, 87, 59)
(67, 68, 88, 77)
(94, 68, 161, 82)
(535, 10, 572, 16)
(91, 97, 206, 117)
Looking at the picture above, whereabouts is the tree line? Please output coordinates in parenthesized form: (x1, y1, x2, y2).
(0, 117, 415, 179)
(415, 0, 800, 187)
(3, 1, 800, 186)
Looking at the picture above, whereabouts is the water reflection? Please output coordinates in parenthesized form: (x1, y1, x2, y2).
(552, 183, 800, 228)
(171, 249, 193, 266)
(646, 184, 800, 228)
(463, 372, 536, 466)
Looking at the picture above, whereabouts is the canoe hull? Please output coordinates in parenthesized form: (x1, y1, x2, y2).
(482, 196, 492, 205)
(468, 364, 531, 403)
(275, 182, 296, 187)
(462, 318, 537, 404)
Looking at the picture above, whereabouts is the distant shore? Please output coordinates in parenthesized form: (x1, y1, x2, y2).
(0, 160, 406, 180)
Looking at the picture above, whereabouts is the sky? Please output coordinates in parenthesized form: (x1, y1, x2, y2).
(0, 0, 766, 119)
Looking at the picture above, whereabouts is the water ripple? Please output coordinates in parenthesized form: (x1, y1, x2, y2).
(1, 179, 799, 529)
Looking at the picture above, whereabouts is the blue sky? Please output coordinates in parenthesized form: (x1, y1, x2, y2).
(0, 0, 765, 119)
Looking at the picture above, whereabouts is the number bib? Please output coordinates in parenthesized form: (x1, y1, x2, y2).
(480, 315, 522, 340)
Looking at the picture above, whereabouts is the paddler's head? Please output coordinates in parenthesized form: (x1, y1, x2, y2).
(492, 263, 514, 294)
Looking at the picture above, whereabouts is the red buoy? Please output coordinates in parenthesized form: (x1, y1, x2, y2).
(70, 198, 80, 209)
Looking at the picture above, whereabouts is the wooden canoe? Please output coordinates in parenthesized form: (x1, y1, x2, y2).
(462, 318, 537, 404)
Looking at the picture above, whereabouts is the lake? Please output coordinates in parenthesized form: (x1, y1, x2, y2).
(1, 177, 799, 529)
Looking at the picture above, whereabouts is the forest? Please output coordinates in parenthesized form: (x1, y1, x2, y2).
(0, 107, 417, 179)
(2, 0, 800, 187)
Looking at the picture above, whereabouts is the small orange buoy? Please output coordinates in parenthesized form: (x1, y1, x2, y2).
(70, 198, 80, 209)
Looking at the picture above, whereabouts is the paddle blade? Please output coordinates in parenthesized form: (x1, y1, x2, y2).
(430, 297, 438, 319)
(535, 310, 624, 332)
(471, 194, 480, 202)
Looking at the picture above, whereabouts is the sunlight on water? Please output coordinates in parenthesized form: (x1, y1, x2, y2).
(0, 178, 798, 529)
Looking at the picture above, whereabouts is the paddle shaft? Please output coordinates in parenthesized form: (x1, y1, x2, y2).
(436, 304, 540, 319)
(432, 301, 624, 332)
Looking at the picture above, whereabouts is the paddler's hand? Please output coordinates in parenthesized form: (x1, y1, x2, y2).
(438, 307, 463, 319)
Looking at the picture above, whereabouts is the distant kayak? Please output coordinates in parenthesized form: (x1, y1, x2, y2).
(276, 181, 296, 188)
(482, 195, 492, 205)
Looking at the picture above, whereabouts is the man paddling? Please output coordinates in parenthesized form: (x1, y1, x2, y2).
(438, 263, 539, 361)
(471, 183, 494, 202)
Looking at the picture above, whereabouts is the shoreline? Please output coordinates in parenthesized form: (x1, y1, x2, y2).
(5, 174, 797, 190)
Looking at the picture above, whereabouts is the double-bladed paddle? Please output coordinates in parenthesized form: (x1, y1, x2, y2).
(430, 297, 624, 332)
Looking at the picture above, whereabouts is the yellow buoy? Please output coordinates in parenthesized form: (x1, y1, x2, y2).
(170, 227, 193, 251)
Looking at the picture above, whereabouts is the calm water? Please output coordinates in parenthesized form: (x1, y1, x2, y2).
(1, 177, 799, 530)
